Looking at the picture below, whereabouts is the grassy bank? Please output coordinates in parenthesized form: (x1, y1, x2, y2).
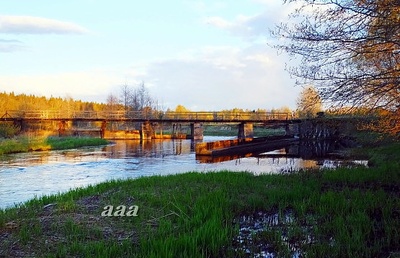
(0, 136, 109, 155)
(203, 125, 285, 137)
(0, 134, 399, 257)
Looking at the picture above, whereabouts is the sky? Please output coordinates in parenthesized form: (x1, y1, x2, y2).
(0, 0, 300, 111)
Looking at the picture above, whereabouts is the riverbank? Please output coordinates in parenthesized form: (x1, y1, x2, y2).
(0, 132, 399, 257)
(203, 125, 285, 137)
(0, 136, 109, 155)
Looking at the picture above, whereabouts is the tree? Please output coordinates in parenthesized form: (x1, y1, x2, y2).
(106, 93, 119, 112)
(273, 0, 400, 111)
(120, 84, 132, 111)
(131, 82, 154, 111)
(175, 105, 190, 113)
(297, 86, 323, 118)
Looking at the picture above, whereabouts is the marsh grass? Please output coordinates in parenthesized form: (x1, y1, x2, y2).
(0, 137, 399, 257)
(0, 136, 108, 154)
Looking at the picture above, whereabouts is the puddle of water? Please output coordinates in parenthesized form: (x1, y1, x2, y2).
(232, 210, 331, 257)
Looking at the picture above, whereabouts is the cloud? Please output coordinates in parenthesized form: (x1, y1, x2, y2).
(138, 45, 299, 110)
(184, 1, 227, 12)
(204, 2, 295, 41)
(0, 45, 299, 111)
(205, 16, 232, 29)
(0, 39, 25, 52)
(205, 12, 279, 40)
(0, 16, 89, 35)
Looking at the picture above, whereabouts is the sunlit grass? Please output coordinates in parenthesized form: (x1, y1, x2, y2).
(203, 125, 285, 137)
(45, 136, 108, 150)
(0, 136, 108, 155)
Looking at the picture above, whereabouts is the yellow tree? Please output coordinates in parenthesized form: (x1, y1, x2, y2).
(175, 105, 190, 113)
(296, 86, 323, 118)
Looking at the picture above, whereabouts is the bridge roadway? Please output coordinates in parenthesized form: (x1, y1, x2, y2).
(1, 110, 296, 124)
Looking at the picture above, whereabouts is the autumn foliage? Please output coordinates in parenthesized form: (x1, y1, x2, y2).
(0, 92, 108, 113)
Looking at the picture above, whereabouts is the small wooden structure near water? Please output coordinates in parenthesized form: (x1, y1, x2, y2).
(195, 117, 354, 157)
(195, 136, 298, 156)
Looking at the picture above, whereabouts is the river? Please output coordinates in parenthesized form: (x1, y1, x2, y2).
(0, 136, 366, 209)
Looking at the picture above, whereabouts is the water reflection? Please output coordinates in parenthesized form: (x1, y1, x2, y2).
(102, 139, 193, 158)
(0, 137, 366, 209)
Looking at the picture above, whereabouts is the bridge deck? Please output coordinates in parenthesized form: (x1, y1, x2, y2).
(1, 110, 296, 123)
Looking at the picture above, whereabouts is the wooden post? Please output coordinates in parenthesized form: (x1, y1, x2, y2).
(141, 121, 154, 140)
(237, 122, 253, 140)
(190, 123, 203, 141)
(100, 120, 107, 139)
(58, 120, 67, 137)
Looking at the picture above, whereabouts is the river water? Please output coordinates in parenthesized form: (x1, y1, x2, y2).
(0, 137, 366, 209)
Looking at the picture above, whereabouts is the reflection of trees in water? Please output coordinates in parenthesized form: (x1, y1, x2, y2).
(287, 140, 341, 159)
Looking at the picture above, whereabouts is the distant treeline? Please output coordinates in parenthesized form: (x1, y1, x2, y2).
(0, 92, 109, 113)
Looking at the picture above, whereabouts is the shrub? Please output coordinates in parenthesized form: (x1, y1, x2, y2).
(0, 123, 20, 138)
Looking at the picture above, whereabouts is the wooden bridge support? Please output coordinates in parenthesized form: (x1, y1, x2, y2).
(189, 123, 203, 141)
(153, 122, 163, 139)
(172, 123, 188, 139)
(13, 119, 24, 132)
(238, 122, 253, 139)
(100, 121, 107, 138)
(287, 120, 340, 139)
(141, 121, 154, 140)
(58, 120, 67, 137)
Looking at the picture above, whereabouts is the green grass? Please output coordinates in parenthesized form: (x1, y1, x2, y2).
(0, 133, 399, 257)
(0, 136, 109, 155)
(45, 136, 109, 150)
(203, 125, 285, 137)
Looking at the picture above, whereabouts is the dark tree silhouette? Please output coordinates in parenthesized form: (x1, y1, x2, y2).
(273, 0, 400, 111)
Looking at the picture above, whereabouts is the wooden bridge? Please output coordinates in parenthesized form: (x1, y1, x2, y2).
(0, 110, 359, 142)
(0, 110, 293, 123)
(1, 110, 298, 140)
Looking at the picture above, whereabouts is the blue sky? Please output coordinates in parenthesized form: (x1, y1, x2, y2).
(0, 0, 300, 111)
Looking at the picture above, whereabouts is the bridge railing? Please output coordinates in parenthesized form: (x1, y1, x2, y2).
(1, 110, 291, 121)
(161, 111, 291, 121)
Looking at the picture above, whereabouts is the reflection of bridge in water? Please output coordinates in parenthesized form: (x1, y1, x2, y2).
(1, 110, 297, 140)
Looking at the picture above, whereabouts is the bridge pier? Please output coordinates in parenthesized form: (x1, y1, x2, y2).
(189, 123, 203, 141)
(58, 120, 67, 136)
(141, 121, 154, 140)
(286, 120, 340, 139)
(100, 121, 107, 138)
(238, 122, 253, 139)
(13, 119, 24, 132)
(153, 122, 163, 139)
